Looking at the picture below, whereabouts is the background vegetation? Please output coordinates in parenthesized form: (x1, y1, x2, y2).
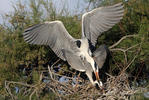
(0, 0, 148, 99)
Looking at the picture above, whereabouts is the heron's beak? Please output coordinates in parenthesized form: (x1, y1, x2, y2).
(95, 71, 103, 88)
(95, 71, 100, 81)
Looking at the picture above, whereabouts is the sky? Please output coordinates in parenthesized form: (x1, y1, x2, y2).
(0, 0, 13, 14)
(0, 0, 14, 23)
(0, 0, 88, 24)
(53, 0, 88, 15)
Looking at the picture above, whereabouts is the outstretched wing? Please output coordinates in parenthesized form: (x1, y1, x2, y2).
(82, 3, 124, 46)
(92, 45, 108, 69)
(23, 21, 76, 60)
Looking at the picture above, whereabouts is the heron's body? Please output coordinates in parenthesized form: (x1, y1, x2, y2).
(23, 3, 124, 88)
(77, 38, 95, 70)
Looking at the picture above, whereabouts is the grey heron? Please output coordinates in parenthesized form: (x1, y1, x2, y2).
(23, 3, 124, 89)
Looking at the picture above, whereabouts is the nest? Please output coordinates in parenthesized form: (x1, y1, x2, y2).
(46, 69, 137, 100)
(5, 65, 138, 100)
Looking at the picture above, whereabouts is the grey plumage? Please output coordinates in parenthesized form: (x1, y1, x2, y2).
(23, 3, 124, 88)
(82, 3, 124, 46)
(92, 45, 108, 69)
(23, 21, 77, 61)
(62, 49, 86, 72)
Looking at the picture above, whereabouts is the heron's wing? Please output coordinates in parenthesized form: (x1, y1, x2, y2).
(92, 45, 108, 69)
(23, 21, 76, 61)
(82, 3, 124, 46)
(62, 49, 86, 72)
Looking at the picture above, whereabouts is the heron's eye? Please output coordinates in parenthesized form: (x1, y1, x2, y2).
(76, 40, 81, 48)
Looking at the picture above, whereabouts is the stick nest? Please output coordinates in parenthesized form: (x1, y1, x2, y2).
(46, 71, 137, 100)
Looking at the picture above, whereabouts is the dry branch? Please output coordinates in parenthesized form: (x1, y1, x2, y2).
(109, 35, 138, 49)
(4, 64, 141, 100)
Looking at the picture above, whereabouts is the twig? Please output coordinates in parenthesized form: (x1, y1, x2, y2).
(51, 59, 61, 69)
(134, 62, 144, 81)
(29, 89, 36, 100)
(51, 72, 74, 80)
(110, 43, 140, 67)
(121, 41, 142, 75)
(48, 59, 61, 79)
(120, 52, 138, 75)
(5, 81, 35, 88)
(5, 81, 15, 100)
(48, 65, 53, 79)
(110, 44, 140, 52)
(86, 0, 91, 12)
(126, 44, 140, 51)
(109, 35, 138, 49)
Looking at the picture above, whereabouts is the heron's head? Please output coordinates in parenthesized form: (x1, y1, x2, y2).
(92, 71, 103, 89)
(86, 61, 103, 89)
(92, 64, 103, 89)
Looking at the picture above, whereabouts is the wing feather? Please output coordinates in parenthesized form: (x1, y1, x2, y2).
(23, 21, 76, 60)
(82, 3, 124, 46)
(92, 45, 108, 69)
